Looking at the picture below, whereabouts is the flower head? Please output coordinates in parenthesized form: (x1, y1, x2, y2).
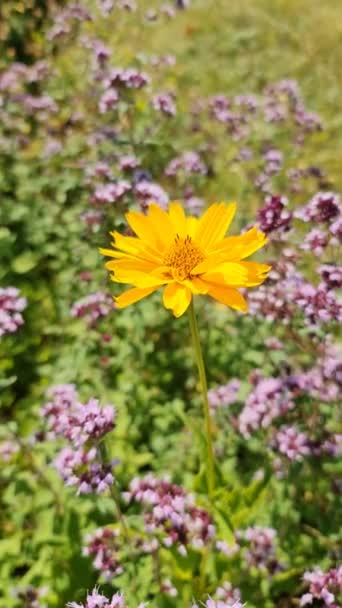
(100, 202, 270, 317)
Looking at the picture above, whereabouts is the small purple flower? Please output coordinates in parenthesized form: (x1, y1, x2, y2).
(257, 195, 292, 234)
(272, 426, 311, 461)
(208, 379, 240, 411)
(0, 287, 27, 338)
(318, 265, 342, 290)
(300, 566, 342, 607)
(91, 181, 131, 204)
(67, 588, 147, 608)
(124, 474, 215, 552)
(301, 228, 328, 256)
(71, 292, 113, 326)
(295, 191, 341, 223)
(83, 528, 123, 579)
(98, 88, 119, 113)
(165, 151, 207, 177)
(236, 526, 281, 573)
(152, 92, 176, 116)
(54, 446, 114, 494)
(119, 155, 140, 171)
(134, 181, 169, 209)
(238, 376, 295, 438)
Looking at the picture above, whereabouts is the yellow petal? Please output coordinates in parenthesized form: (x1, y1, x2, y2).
(203, 262, 248, 286)
(147, 203, 176, 247)
(213, 227, 268, 260)
(207, 284, 248, 312)
(115, 286, 158, 308)
(112, 268, 167, 288)
(162, 282, 192, 317)
(186, 215, 199, 238)
(195, 202, 236, 251)
(105, 258, 157, 273)
(125, 211, 167, 252)
(168, 202, 187, 237)
(235, 261, 271, 286)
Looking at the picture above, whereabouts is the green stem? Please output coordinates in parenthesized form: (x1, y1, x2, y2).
(99, 442, 130, 543)
(188, 298, 215, 498)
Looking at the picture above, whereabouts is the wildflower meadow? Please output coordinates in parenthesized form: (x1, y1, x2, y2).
(0, 1, 341, 607)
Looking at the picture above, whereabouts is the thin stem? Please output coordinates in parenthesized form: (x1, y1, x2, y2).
(188, 298, 215, 498)
(99, 441, 130, 542)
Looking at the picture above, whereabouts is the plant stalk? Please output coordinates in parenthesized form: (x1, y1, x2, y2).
(188, 298, 215, 498)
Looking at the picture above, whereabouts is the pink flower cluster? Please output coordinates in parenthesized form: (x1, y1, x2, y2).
(152, 92, 177, 116)
(202, 582, 243, 608)
(295, 192, 341, 223)
(238, 376, 295, 438)
(165, 151, 207, 177)
(91, 181, 131, 204)
(42, 385, 116, 494)
(318, 265, 342, 290)
(257, 195, 292, 234)
(42, 385, 115, 446)
(134, 180, 169, 209)
(300, 566, 342, 607)
(104, 67, 150, 90)
(123, 474, 215, 553)
(0, 439, 19, 462)
(236, 526, 280, 573)
(208, 379, 241, 411)
(68, 588, 147, 608)
(83, 527, 123, 579)
(70, 292, 113, 326)
(54, 446, 114, 495)
(293, 282, 341, 328)
(272, 426, 311, 461)
(0, 287, 27, 338)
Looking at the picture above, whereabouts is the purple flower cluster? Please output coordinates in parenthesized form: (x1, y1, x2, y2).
(152, 92, 177, 116)
(236, 526, 280, 573)
(192, 582, 243, 608)
(13, 586, 47, 608)
(272, 425, 311, 461)
(91, 181, 131, 204)
(70, 292, 113, 326)
(134, 180, 169, 209)
(119, 154, 140, 171)
(68, 588, 147, 608)
(257, 195, 292, 234)
(0, 287, 27, 338)
(42, 386, 115, 446)
(83, 527, 123, 579)
(0, 439, 19, 462)
(301, 228, 328, 256)
(318, 265, 342, 290)
(293, 282, 341, 328)
(300, 566, 342, 607)
(165, 151, 207, 177)
(208, 379, 241, 411)
(123, 474, 215, 553)
(295, 191, 341, 223)
(104, 67, 150, 90)
(54, 446, 114, 495)
(42, 385, 116, 494)
(98, 88, 119, 113)
(197, 582, 243, 608)
(238, 376, 295, 438)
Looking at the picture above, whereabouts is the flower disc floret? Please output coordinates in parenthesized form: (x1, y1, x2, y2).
(163, 235, 205, 281)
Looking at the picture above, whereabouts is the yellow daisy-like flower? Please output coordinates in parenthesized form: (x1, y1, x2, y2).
(100, 202, 270, 317)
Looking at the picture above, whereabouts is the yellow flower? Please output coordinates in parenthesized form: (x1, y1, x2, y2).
(100, 202, 271, 317)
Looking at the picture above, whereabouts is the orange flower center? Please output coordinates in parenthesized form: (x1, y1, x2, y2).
(163, 235, 205, 281)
